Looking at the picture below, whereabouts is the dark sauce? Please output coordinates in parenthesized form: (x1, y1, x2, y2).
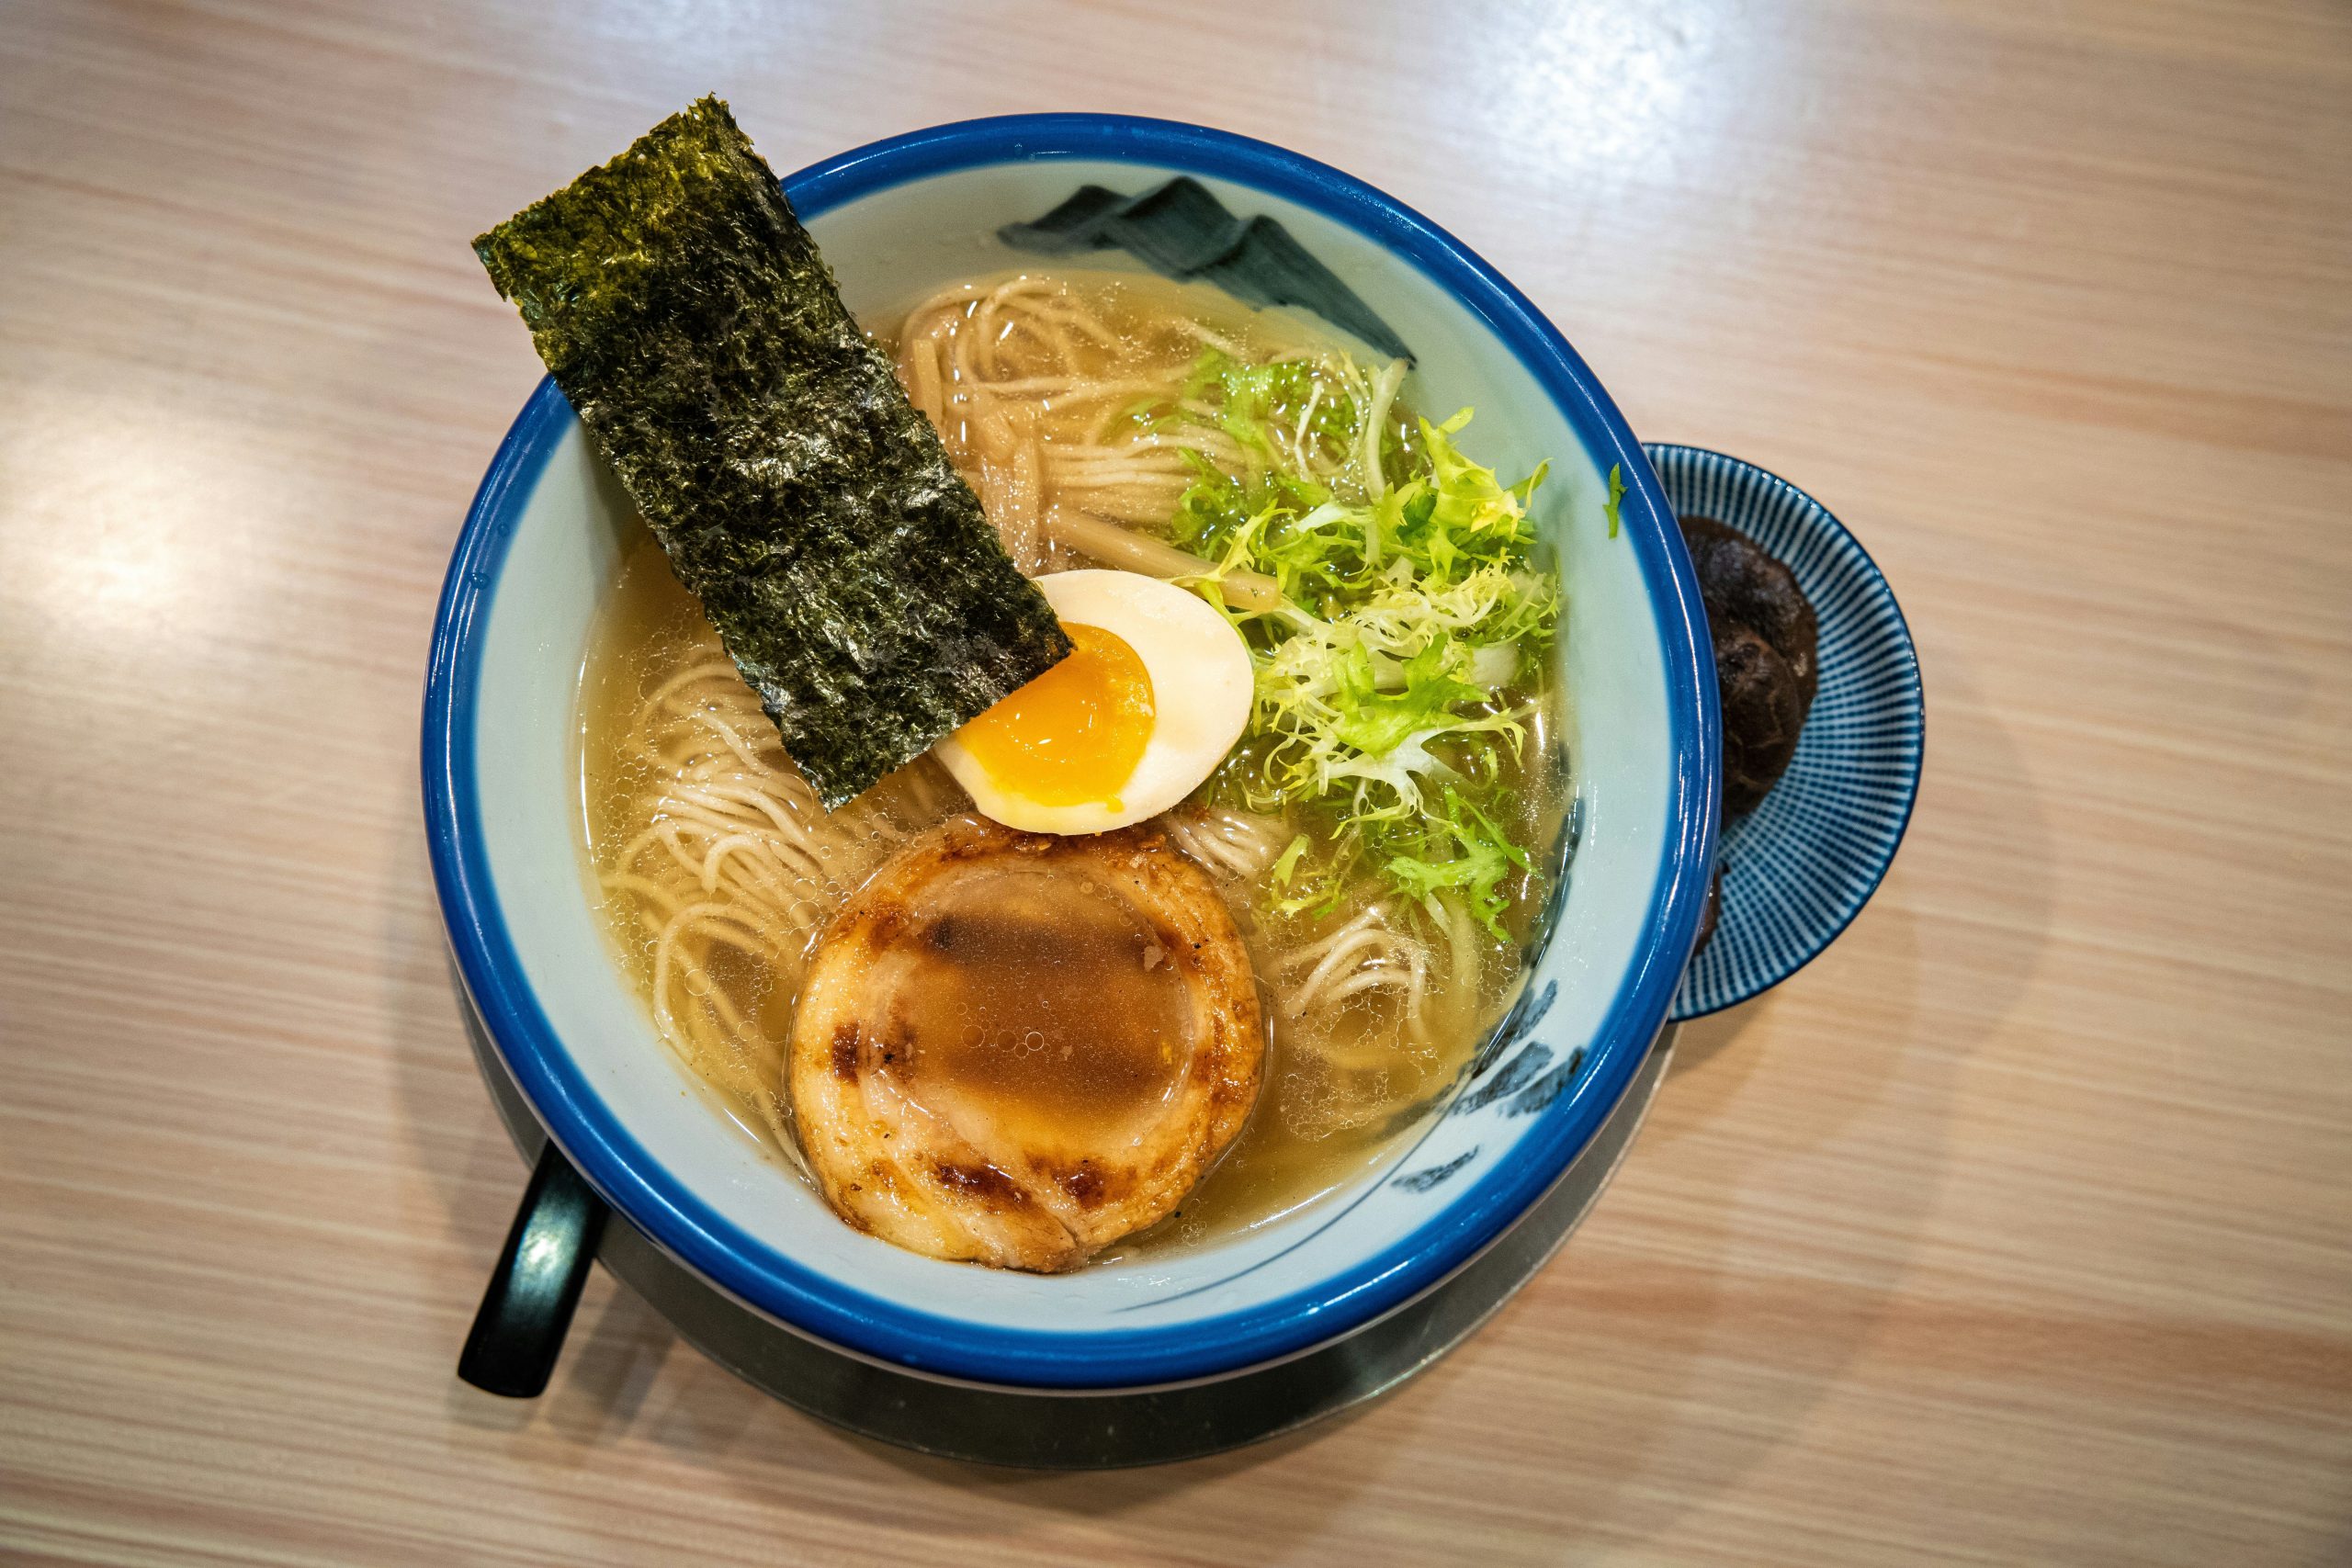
(876, 862, 1191, 1154)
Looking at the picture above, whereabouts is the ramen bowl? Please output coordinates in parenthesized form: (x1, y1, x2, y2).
(424, 115, 1717, 1392)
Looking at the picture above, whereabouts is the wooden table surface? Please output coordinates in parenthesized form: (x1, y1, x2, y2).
(5, 1, 2348, 1562)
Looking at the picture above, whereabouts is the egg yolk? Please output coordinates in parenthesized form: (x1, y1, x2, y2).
(956, 623, 1156, 808)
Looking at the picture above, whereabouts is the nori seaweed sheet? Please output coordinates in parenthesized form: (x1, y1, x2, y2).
(475, 96, 1071, 807)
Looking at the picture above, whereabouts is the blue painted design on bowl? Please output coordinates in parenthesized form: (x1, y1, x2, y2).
(1393, 1151, 1479, 1192)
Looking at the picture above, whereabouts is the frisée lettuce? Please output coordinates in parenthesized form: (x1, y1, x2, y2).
(1152, 348, 1566, 938)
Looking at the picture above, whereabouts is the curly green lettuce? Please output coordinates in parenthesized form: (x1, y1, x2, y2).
(1151, 349, 1564, 938)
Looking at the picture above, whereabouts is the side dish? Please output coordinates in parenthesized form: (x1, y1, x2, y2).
(1679, 515, 1818, 816)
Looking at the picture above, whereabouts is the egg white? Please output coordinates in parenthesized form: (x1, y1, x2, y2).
(935, 570, 1254, 835)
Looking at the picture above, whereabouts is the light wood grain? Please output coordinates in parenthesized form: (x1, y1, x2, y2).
(4, 0, 2349, 1562)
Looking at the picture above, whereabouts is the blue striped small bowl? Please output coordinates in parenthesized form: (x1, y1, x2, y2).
(1645, 446, 1924, 1020)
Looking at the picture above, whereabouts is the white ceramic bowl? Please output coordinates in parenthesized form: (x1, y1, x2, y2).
(424, 115, 1718, 1391)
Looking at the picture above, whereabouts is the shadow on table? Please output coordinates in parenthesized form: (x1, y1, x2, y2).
(435, 1219, 1356, 1541)
(1414, 644, 2051, 1552)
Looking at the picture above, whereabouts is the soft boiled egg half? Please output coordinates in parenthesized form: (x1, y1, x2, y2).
(935, 570, 1255, 835)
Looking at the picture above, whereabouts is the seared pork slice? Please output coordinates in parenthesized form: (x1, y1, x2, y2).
(786, 817, 1263, 1271)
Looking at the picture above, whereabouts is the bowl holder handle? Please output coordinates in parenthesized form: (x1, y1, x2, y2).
(457, 1142, 608, 1398)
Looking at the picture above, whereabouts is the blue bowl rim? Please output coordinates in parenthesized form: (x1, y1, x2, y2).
(423, 112, 1720, 1390)
(1645, 443, 1926, 1021)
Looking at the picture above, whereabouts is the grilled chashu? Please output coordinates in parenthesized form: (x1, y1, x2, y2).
(786, 816, 1264, 1271)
